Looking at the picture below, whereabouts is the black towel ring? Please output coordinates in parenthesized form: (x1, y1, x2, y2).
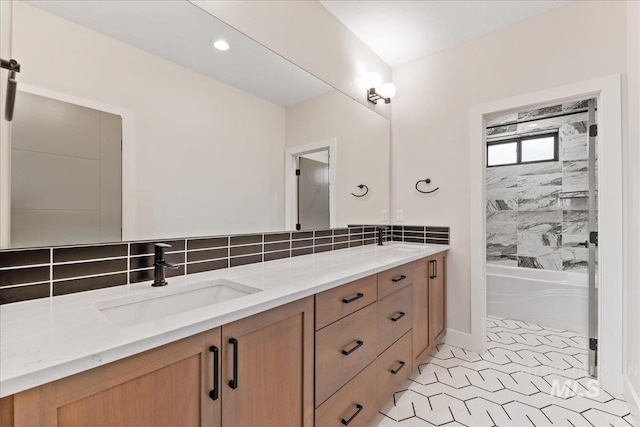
(351, 184, 369, 197)
(415, 178, 439, 194)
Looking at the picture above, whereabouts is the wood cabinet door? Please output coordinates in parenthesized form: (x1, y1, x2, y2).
(429, 253, 447, 346)
(412, 259, 430, 364)
(221, 297, 314, 427)
(13, 328, 221, 427)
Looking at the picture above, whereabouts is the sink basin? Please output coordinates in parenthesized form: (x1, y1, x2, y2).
(96, 279, 261, 327)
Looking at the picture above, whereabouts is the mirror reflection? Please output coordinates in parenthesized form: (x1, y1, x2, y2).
(2, 0, 390, 248)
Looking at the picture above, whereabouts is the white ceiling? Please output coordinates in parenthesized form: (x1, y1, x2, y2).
(26, 1, 332, 106)
(320, 0, 573, 67)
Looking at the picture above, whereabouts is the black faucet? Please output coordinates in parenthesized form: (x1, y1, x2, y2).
(377, 227, 384, 246)
(152, 243, 180, 287)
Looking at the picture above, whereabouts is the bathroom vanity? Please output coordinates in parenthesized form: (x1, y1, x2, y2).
(0, 244, 447, 427)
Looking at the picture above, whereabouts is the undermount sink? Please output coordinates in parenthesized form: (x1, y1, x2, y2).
(95, 279, 261, 327)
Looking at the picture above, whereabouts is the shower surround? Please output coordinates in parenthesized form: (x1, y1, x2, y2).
(485, 100, 595, 272)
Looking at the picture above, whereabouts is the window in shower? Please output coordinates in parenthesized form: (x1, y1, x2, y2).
(487, 132, 559, 167)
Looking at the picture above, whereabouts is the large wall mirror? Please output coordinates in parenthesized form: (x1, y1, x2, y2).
(1, 0, 390, 249)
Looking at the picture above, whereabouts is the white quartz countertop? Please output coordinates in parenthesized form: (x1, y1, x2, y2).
(0, 242, 448, 397)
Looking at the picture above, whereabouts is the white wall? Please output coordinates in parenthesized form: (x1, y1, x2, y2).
(285, 90, 390, 227)
(191, 0, 392, 120)
(624, 0, 640, 421)
(9, 2, 286, 242)
(391, 1, 628, 334)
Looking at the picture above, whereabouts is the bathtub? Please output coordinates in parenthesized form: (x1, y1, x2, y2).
(486, 264, 589, 335)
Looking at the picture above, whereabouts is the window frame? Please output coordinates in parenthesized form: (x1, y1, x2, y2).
(486, 131, 559, 168)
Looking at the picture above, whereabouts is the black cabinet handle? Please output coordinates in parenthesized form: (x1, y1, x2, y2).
(390, 311, 406, 322)
(209, 345, 219, 400)
(390, 360, 406, 375)
(228, 338, 238, 389)
(429, 260, 436, 279)
(342, 292, 364, 304)
(341, 403, 363, 425)
(392, 275, 407, 283)
(435, 260, 438, 278)
(341, 340, 364, 356)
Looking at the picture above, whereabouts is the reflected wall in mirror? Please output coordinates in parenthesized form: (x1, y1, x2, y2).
(1, 0, 390, 248)
(11, 91, 122, 247)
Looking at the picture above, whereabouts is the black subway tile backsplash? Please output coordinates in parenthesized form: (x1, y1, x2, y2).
(230, 244, 262, 257)
(54, 244, 127, 263)
(264, 241, 290, 252)
(0, 225, 449, 304)
(0, 266, 49, 287)
(187, 259, 228, 275)
(230, 234, 262, 246)
(186, 248, 228, 263)
(187, 237, 228, 250)
(130, 240, 185, 256)
(230, 254, 262, 267)
(0, 248, 49, 268)
(0, 283, 50, 304)
(54, 273, 127, 296)
(53, 259, 127, 280)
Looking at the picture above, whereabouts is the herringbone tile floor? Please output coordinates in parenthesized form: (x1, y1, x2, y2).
(370, 316, 634, 427)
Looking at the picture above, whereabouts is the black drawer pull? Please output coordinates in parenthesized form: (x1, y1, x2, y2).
(390, 311, 406, 322)
(391, 360, 406, 375)
(429, 260, 436, 279)
(392, 275, 407, 283)
(341, 340, 364, 356)
(228, 338, 238, 389)
(341, 403, 363, 425)
(209, 345, 219, 400)
(342, 292, 364, 304)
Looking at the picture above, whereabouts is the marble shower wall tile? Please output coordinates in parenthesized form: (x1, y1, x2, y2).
(486, 199, 517, 212)
(485, 112, 517, 127)
(517, 173, 562, 188)
(517, 232, 561, 247)
(486, 166, 517, 189)
(517, 186, 561, 200)
(485, 104, 595, 271)
(487, 233, 517, 245)
(562, 247, 588, 272)
(517, 161, 562, 176)
(518, 197, 560, 211)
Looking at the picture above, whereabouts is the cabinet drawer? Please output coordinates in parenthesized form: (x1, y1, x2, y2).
(377, 262, 415, 299)
(315, 303, 377, 406)
(377, 284, 413, 354)
(315, 275, 377, 330)
(315, 362, 377, 427)
(376, 331, 412, 407)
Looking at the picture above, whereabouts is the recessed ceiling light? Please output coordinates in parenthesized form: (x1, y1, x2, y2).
(213, 40, 230, 51)
(528, 123, 538, 128)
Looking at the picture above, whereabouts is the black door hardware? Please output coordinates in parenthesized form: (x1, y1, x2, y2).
(392, 275, 407, 283)
(341, 404, 363, 425)
(590, 338, 598, 351)
(209, 345, 219, 400)
(1, 58, 20, 121)
(579, 241, 589, 248)
(342, 293, 364, 304)
(390, 361, 406, 375)
(341, 340, 364, 356)
(228, 338, 238, 389)
(390, 312, 406, 322)
(590, 231, 598, 246)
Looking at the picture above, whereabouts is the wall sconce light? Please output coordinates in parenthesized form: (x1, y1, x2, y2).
(365, 72, 396, 105)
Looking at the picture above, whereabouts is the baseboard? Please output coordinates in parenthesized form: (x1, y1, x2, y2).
(624, 375, 640, 426)
(443, 328, 474, 350)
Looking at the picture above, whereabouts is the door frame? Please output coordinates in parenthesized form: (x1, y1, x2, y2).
(469, 74, 624, 393)
(285, 138, 337, 230)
